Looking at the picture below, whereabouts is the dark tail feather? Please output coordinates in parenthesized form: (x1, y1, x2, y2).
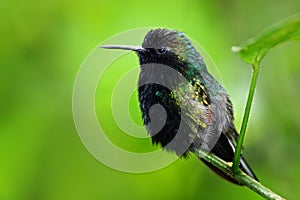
(200, 133, 258, 185)
(240, 155, 258, 181)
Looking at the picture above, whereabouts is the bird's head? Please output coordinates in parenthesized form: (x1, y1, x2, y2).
(101, 28, 207, 81)
(101, 28, 206, 80)
(140, 29, 203, 64)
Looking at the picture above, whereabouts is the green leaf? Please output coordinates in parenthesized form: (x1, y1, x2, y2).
(232, 13, 300, 64)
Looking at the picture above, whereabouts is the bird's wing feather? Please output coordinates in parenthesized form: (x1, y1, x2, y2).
(171, 80, 230, 151)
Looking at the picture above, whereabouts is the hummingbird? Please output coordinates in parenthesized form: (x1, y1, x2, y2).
(101, 28, 258, 184)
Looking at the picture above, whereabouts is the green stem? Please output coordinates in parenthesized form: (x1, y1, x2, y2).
(195, 150, 285, 200)
(232, 61, 260, 173)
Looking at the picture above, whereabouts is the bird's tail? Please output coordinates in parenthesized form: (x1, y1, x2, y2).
(200, 133, 258, 185)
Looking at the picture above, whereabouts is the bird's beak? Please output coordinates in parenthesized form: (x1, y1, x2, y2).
(100, 45, 146, 53)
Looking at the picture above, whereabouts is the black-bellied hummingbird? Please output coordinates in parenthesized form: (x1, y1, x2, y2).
(102, 28, 258, 184)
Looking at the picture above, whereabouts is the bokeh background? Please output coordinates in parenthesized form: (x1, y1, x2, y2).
(1, 0, 300, 199)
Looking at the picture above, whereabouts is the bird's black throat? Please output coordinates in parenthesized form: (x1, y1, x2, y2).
(137, 48, 205, 156)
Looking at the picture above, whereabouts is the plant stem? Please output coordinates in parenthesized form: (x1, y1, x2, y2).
(195, 150, 285, 200)
(232, 62, 260, 173)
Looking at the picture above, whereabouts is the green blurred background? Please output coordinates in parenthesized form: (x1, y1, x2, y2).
(1, 0, 300, 199)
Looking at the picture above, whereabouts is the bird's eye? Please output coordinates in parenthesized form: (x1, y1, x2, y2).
(156, 47, 167, 54)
